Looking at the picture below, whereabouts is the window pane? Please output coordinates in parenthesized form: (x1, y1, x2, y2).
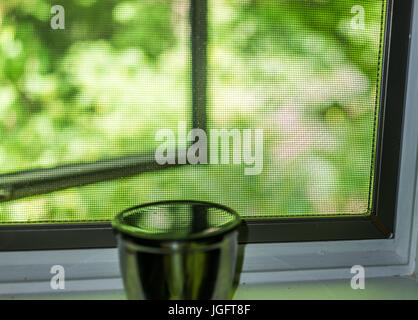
(0, 0, 387, 223)
(205, 0, 387, 217)
(0, 0, 190, 174)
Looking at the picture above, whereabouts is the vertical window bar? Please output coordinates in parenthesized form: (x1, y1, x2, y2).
(190, 0, 208, 229)
(191, 0, 208, 132)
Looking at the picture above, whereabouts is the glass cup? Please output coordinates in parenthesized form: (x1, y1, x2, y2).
(112, 200, 241, 300)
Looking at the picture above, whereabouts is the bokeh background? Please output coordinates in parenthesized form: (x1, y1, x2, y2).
(0, 0, 386, 222)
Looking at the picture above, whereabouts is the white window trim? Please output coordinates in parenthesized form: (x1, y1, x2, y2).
(0, 1, 417, 297)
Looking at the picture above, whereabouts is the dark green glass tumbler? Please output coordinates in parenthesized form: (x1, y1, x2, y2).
(112, 200, 241, 300)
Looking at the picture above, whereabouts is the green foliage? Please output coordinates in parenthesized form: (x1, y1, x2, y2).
(0, 0, 386, 222)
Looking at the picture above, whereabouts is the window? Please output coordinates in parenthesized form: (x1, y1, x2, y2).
(0, 0, 413, 250)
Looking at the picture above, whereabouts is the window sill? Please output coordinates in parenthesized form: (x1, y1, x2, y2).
(1, 275, 417, 300)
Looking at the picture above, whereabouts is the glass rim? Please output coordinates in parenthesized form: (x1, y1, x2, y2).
(112, 200, 242, 242)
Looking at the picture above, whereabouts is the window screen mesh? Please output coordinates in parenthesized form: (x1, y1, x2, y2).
(0, 0, 387, 223)
(0, 0, 191, 174)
